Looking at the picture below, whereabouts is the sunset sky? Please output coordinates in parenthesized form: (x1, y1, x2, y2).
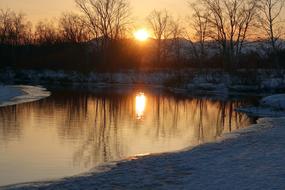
(0, 0, 190, 25)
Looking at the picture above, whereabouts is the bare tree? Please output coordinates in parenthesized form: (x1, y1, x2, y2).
(200, 0, 258, 66)
(0, 9, 15, 45)
(147, 10, 172, 64)
(258, 0, 285, 53)
(75, 0, 131, 50)
(34, 20, 60, 45)
(168, 18, 185, 64)
(187, 3, 210, 63)
(0, 9, 32, 45)
(59, 12, 91, 43)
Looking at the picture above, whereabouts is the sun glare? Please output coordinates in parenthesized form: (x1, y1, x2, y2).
(135, 93, 146, 120)
(134, 29, 149, 42)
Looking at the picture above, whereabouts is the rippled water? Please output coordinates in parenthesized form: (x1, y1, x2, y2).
(0, 87, 256, 186)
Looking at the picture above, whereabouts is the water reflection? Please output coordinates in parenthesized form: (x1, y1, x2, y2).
(0, 88, 256, 186)
(135, 93, 146, 120)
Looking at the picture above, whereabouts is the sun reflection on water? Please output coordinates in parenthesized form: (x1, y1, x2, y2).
(135, 93, 146, 120)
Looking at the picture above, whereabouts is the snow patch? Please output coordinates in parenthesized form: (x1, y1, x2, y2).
(261, 94, 285, 110)
(0, 85, 23, 104)
(237, 94, 285, 117)
(0, 85, 51, 107)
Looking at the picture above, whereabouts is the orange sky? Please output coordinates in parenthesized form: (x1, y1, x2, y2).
(0, 0, 190, 25)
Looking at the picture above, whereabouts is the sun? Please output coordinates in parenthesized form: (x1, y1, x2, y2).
(134, 29, 149, 42)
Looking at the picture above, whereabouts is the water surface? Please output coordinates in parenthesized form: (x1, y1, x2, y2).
(0, 87, 256, 186)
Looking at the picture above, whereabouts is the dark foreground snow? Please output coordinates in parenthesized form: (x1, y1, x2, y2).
(3, 116, 285, 190)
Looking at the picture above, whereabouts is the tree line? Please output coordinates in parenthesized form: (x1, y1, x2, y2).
(0, 0, 284, 71)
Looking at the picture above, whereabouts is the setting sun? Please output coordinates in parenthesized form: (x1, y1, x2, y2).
(134, 29, 149, 41)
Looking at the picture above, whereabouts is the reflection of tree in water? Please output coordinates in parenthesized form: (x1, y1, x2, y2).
(191, 99, 252, 143)
(215, 100, 249, 136)
(0, 89, 256, 169)
(48, 91, 130, 168)
(151, 97, 253, 144)
(72, 96, 126, 168)
(0, 106, 22, 141)
(50, 93, 255, 168)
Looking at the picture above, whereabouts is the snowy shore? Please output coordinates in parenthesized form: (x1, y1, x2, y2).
(1, 69, 285, 93)
(0, 85, 51, 107)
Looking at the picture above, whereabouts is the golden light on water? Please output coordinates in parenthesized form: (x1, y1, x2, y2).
(135, 93, 146, 119)
(134, 29, 149, 42)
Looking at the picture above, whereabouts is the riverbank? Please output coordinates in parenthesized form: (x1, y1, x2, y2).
(0, 85, 51, 107)
(1, 69, 285, 94)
